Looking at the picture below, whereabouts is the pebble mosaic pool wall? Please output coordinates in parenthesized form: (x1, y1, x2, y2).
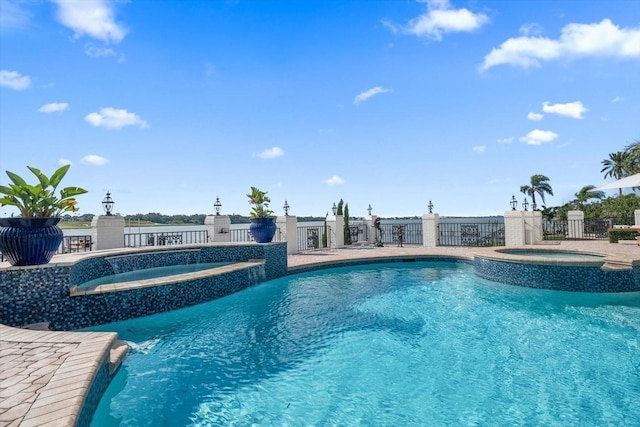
(474, 257, 640, 293)
(0, 243, 287, 330)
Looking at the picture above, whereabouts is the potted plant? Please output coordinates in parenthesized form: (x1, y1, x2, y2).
(0, 164, 87, 266)
(247, 186, 276, 243)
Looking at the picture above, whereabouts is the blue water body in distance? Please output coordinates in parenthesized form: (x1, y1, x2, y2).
(78, 262, 232, 287)
(88, 262, 640, 426)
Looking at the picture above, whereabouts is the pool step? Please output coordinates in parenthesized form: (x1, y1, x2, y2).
(601, 259, 633, 271)
(109, 340, 129, 374)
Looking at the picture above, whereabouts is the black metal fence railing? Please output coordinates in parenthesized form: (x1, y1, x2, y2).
(439, 222, 505, 247)
(124, 230, 208, 247)
(61, 235, 93, 254)
(230, 228, 253, 242)
(544, 216, 633, 241)
(297, 225, 327, 250)
(347, 224, 368, 244)
(379, 223, 423, 245)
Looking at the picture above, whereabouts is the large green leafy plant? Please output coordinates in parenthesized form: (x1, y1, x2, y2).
(0, 164, 88, 217)
(247, 186, 274, 219)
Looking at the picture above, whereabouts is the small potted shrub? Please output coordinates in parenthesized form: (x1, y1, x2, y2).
(247, 186, 276, 243)
(0, 164, 87, 266)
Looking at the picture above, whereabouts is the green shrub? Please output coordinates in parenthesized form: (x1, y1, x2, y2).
(608, 228, 639, 243)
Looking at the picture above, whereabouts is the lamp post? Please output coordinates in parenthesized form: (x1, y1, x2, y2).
(532, 202, 537, 211)
(510, 195, 517, 211)
(522, 198, 529, 211)
(332, 202, 338, 216)
(428, 200, 434, 214)
(367, 204, 372, 216)
(102, 191, 114, 216)
(283, 200, 290, 216)
(213, 197, 222, 215)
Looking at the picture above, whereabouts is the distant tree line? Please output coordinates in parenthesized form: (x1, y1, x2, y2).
(61, 212, 326, 225)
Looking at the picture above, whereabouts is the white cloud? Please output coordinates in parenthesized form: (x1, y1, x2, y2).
(81, 154, 108, 166)
(258, 147, 284, 159)
(519, 23, 543, 37)
(519, 129, 559, 145)
(0, 0, 31, 29)
(324, 175, 345, 186)
(0, 70, 31, 90)
(472, 145, 486, 153)
(354, 86, 389, 104)
(85, 108, 148, 129)
(527, 112, 544, 121)
(38, 102, 69, 113)
(84, 43, 124, 60)
(542, 101, 588, 119)
(51, 0, 127, 43)
(402, 0, 489, 40)
(481, 19, 640, 70)
(497, 137, 513, 144)
(58, 158, 72, 166)
(611, 96, 624, 103)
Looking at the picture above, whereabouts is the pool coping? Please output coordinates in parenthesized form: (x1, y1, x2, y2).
(2, 241, 638, 426)
(0, 324, 117, 426)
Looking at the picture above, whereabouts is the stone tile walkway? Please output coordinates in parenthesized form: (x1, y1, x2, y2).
(1, 240, 638, 426)
(0, 325, 117, 427)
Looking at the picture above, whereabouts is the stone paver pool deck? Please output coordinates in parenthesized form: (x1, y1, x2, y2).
(1, 241, 638, 426)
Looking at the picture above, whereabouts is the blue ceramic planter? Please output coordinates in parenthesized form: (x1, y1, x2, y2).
(249, 217, 276, 243)
(0, 217, 63, 266)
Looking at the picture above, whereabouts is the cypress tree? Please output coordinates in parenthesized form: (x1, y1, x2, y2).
(322, 214, 328, 247)
(343, 203, 350, 244)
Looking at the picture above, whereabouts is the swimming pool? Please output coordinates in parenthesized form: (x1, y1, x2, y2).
(88, 261, 640, 426)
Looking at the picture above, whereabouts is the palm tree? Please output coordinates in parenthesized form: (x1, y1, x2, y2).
(573, 185, 605, 210)
(624, 140, 640, 174)
(520, 174, 553, 210)
(601, 151, 633, 196)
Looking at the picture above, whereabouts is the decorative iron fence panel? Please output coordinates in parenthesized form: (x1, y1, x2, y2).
(61, 235, 93, 254)
(438, 222, 505, 247)
(544, 216, 633, 241)
(297, 225, 327, 250)
(230, 228, 254, 242)
(379, 223, 423, 245)
(124, 230, 208, 247)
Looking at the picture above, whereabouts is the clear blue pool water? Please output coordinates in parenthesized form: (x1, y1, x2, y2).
(88, 262, 640, 426)
(78, 262, 232, 287)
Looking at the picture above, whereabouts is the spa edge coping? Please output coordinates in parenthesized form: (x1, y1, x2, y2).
(70, 259, 265, 296)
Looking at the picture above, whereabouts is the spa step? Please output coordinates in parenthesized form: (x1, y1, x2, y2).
(109, 340, 129, 375)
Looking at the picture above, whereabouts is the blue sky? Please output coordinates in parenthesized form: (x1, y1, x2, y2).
(1, 0, 639, 218)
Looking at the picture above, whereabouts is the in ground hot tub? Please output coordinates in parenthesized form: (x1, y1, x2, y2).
(473, 247, 638, 293)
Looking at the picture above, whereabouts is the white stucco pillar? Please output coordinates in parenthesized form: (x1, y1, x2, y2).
(635, 209, 640, 227)
(504, 210, 525, 247)
(523, 210, 543, 244)
(276, 215, 298, 254)
(567, 210, 584, 239)
(365, 215, 377, 245)
(205, 215, 231, 243)
(326, 215, 344, 248)
(91, 214, 125, 250)
(422, 212, 440, 248)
